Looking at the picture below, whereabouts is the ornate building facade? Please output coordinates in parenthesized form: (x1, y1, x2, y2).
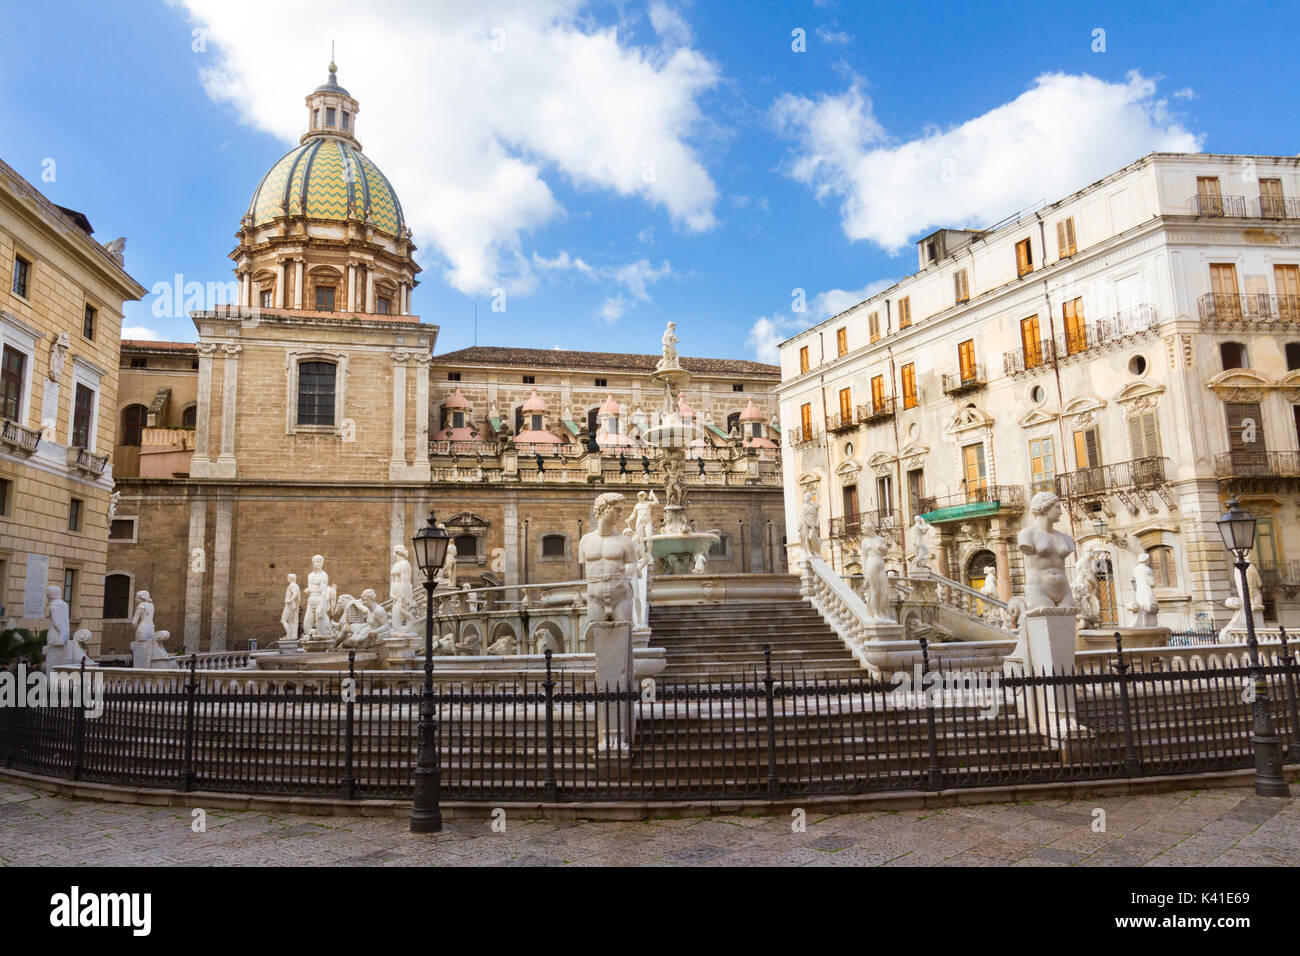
(1, 157, 146, 643)
(103, 66, 784, 655)
(778, 152, 1300, 631)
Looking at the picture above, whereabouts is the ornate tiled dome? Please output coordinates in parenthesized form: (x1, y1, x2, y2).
(247, 136, 405, 238)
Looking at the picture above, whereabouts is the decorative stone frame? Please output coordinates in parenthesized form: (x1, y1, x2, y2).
(69, 355, 106, 452)
(308, 265, 343, 312)
(284, 349, 349, 435)
(536, 531, 570, 563)
(445, 511, 490, 567)
(102, 569, 135, 622)
(0, 310, 40, 429)
(109, 515, 139, 544)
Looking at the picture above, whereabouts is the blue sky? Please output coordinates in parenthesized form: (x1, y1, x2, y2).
(2, 0, 1297, 362)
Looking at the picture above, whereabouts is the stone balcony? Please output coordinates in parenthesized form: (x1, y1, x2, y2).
(1214, 450, 1300, 494)
(825, 411, 856, 433)
(139, 427, 196, 479)
(1, 418, 41, 455)
(66, 445, 109, 477)
(1198, 293, 1300, 330)
(855, 397, 895, 425)
(1004, 305, 1158, 377)
(941, 364, 986, 397)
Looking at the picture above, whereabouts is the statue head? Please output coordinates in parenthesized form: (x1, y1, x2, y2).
(394, 544, 408, 560)
(636, 491, 648, 502)
(72, 628, 91, 645)
(1029, 490, 1061, 520)
(1137, 551, 1151, 565)
(360, 588, 377, 604)
(312, 554, 324, 570)
(136, 589, 151, 603)
(593, 492, 625, 530)
(287, 573, 297, 584)
(666, 321, 676, 332)
(46, 584, 62, 602)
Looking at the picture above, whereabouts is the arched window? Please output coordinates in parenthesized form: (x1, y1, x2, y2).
(726, 411, 741, 435)
(297, 361, 337, 425)
(540, 534, 566, 558)
(709, 533, 730, 558)
(1096, 555, 1118, 625)
(121, 404, 147, 446)
(181, 404, 197, 428)
(103, 572, 132, 620)
(966, 549, 997, 591)
(1146, 545, 1177, 588)
(1220, 341, 1247, 370)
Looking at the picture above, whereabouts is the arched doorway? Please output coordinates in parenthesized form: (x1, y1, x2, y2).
(1096, 554, 1119, 625)
(966, 549, 996, 591)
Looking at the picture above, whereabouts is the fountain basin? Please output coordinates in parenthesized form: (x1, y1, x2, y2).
(648, 531, 719, 575)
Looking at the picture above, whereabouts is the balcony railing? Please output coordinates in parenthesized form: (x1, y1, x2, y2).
(1250, 196, 1300, 220)
(855, 397, 895, 425)
(66, 446, 109, 477)
(1198, 293, 1300, 328)
(1259, 560, 1300, 589)
(917, 483, 1025, 518)
(1003, 339, 1057, 377)
(1189, 193, 1247, 218)
(1214, 450, 1300, 479)
(829, 508, 903, 546)
(825, 411, 857, 433)
(788, 425, 820, 447)
(1057, 456, 1168, 498)
(941, 364, 986, 396)
(828, 514, 863, 539)
(429, 439, 500, 457)
(1, 418, 41, 455)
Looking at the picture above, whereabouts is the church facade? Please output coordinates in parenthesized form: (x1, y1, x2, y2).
(103, 65, 784, 655)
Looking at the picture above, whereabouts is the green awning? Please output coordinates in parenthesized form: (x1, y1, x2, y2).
(488, 416, 503, 433)
(562, 418, 580, 435)
(920, 501, 1001, 524)
(704, 423, 730, 442)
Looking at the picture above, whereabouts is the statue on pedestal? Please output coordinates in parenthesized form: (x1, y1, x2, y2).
(389, 545, 417, 637)
(130, 590, 154, 644)
(130, 590, 176, 668)
(1017, 492, 1076, 613)
(980, 564, 1002, 621)
(861, 536, 894, 622)
(1127, 552, 1160, 627)
(624, 490, 658, 550)
(798, 491, 821, 559)
(580, 493, 638, 623)
(910, 515, 934, 571)
(657, 321, 680, 371)
(439, 540, 458, 590)
(302, 555, 334, 637)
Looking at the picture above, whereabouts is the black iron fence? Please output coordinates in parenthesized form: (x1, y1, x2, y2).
(3, 645, 1298, 803)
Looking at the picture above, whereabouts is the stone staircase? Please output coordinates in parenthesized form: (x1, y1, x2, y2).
(649, 598, 866, 679)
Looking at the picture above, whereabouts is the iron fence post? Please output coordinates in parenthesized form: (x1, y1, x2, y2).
(1276, 627, 1300, 764)
(543, 648, 558, 802)
(342, 650, 357, 800)
(763, 644, 780, 799)
(919, 636, 943, 791)
(1113, 633, 1139, 777)
(70, 659, 86, 782)
(182, 655, 198, 791)
(2, 666, 12, 768)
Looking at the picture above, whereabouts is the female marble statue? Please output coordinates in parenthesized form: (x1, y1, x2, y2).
(390, 545, 415, 633)
(131, 590, 155, 643)
(1017, 492, 1076, 610)
(1129, 552, 1159, 627)
(798, 491, 821, 557)
(439, 540, 458, 589)
(281, 574, 301, 643)
(910, 515, 934, 570)
(861, 536, 893, 622)
(1070, 549, 1102, 626)
(659, 321, 679, 369)
(46, 585, 69, 647)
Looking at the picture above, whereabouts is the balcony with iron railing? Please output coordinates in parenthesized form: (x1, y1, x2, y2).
(941, 363, 986, 396)
(917, 482, 1025, 522)
(66, 446, 109, 477)
(1251, 196, 1300, 220)
(1214, 450, 1300, 480)
(825, 411, 857, 433)
(1189, 193, 1247, 218)
(788, 424, 820, 447)
(1057, 456, 1169, 499)
(855, 397, 896, 425)
(1259, 560, 1300, 589)
(1198, 293, 1300, 329)
(1003, 339, 1057, 377)
(829, 508, 903, 546)
(1, 418, 41, 455)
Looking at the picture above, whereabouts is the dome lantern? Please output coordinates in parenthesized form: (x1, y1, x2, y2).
(303, 60, 361, 149)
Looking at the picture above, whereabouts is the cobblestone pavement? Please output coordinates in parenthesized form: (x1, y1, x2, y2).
(1, 782, 1297, 866)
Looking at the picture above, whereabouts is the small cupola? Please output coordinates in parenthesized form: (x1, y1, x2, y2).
(303, 60, 362, 149)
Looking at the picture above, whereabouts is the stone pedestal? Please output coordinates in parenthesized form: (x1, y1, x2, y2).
(1077, 626, 1171, 653)
(131, 638, 178, 670)
(1005, 609, 1088, 747)
(591, 621, 634, 754)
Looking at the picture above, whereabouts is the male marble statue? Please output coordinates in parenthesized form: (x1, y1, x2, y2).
(1129, 552, 1160, 627)
(1071, 548, 1102, 626)
(440, 540, 459, 589)
(624, 490, 658, 549)
(659, 321, 679, 370)
(798, 491, 821, 558)
(337, 589, 390, 649)
(281, 574, 301, 643)
(302, 555, 332, 637)
(580, 493, 639, 623)
(389, 545, 416, 636)
(861, 536, 893, 622)
(980, 564, 1002, 621)
(1017, 491, 1077, 611)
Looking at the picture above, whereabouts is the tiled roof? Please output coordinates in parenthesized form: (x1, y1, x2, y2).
(433, 346, 778, 377)
(122, 340, 197, 353)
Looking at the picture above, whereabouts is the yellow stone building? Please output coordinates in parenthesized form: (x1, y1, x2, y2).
(0, 157, 146, 648)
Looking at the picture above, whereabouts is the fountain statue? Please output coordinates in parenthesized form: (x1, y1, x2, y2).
(1127, 552, 1160, 627)
(641, 321, 719, 573)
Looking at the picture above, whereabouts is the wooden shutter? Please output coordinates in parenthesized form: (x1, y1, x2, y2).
(799, 346, 809, 374)
(870, 374, 885, 410)
(1056, 218, 1076, 257)
(901, 364, 917, 408)
(1276, 264, 1300, 321)
(1016, 238, 1034, 276)
(1062, 298, 1086, 354)
(963, 443, 987, 493)
(868, 312, 880, 342)
(1128, 411, 1161, 460)
(1020, 315, 1041, 368)
(898, 297, 912, 329)
(1197, 176, 1223, 215)
(838, 387, 852, 420)
(800, 402, 812, 436)
(1226, 402, 1265, 468)
(1260, 178, 1284, 217)
(1073, 427, 1100, 469)
(954, 269, 969, 303)
(836, 327, 847, 356)
(958, 339, 976, 381)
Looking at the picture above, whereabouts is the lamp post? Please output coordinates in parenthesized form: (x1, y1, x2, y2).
(410, 509, 450, 832)
(1217, 496, 1290, 797)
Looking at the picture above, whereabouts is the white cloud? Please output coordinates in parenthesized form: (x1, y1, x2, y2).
(121, 325, 163, 341)
(745, 278, 894, 362)
(599, 296, 630, 322)
(773, 71, 1202, 252)
(173, 0, 720, 295)
(814, 25, 852, 45)
(532, 250, 674, 320)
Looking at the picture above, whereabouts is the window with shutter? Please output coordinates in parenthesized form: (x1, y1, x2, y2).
(901, 364, 917, 409)
(1020, 315, 1042, 368)
(962, 443, 987, 494)
(868, 312, 880, 342)
(1197, 176, 1224, 216)
(1073, 427, 1101, 469)
(898, 297, 912, 329)
(1259, 178, 1285, 218)
(836, 327, 848, 357)
(1127, 411, 1161, 461)
(838, 387, 852, 421)
(800, 402, 812, 437)
(958, 339, 976, 382)
(1029, 436, 1056, 489)
(1056, 217, 1077, 258)
(870, 374, 885, 412)
(1015, 238, 1034, 277)
(799, 346, 810, 374)
(1275, 265, 1300, 321)
(1225, 402, 1265, 469)
(1063, 298, 1086, 354)
(954, 269, 969, 304)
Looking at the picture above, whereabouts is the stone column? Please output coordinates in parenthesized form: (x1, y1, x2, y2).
(294, 259, 305, 310)
(503, 496, 520, 587)
(209, 496, 233, 651)
(239, 271, 249, 308)
(184, 497, 207, 654)
(342, 264, 352, 313)
(413, 356, 431, 480)
(189, 343, 218, 475)
(400, 282, 409, 315)
(276, 260, 287, 308)
(366, 266, 376, 313)
(390, 350, 408, 473)
(994, 535, 1012, 601)
(215, 344, 241, 478)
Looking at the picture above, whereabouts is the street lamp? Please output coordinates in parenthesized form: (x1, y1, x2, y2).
(410, 509, 451, 832)
(1216, 496, 1290, 797)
